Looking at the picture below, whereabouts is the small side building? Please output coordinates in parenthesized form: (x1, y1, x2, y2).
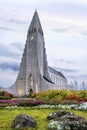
(48, 67, 67, 89)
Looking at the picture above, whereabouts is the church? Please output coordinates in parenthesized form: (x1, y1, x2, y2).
(8, 11, 67, 96)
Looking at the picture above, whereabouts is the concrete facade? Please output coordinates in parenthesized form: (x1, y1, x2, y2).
(8, 11, 67, 96)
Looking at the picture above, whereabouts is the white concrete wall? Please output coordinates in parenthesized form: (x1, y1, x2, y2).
(49, 72, 67, 89)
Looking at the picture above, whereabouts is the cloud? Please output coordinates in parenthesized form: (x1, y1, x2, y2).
(11, 42, 24, 52)
(54, 67, 78, 73)
(0, 42, 24, 71)
(0, 26, 15, 31)
(81, 31, 87, 36)
(52, 27, 70, 33)
(79, 74, 87, 79)
(52, 26, 87, 36)
(0, 68, 18, 87)
(0, 43, 22, 59)
(6, 19, 28, 25)
(67, 75, 77, 80)
(36, 1, 87, 19)
(0, 62, 19, 71)
(58, 59, 75, 64)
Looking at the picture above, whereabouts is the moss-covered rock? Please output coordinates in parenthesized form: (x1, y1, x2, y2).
(48, 111, 87, 130)
(11, 114, 36, 129)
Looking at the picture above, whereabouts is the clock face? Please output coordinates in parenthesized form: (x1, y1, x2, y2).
(30, 36, 34, 40)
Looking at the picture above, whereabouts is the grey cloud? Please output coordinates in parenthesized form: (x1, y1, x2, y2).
(11, 42, 24, 52)
(54, 67, 78, 73)
(79, 74, 87, 79)
(81, 31, 87, 36)
(6, 19, 28, 25)
(51, 2, 87, 18)
(67, 75, 77, 80)
(53, 58, 75, 65)
(0, 44, 21, 59)
(53, 58, 76, 66)
(1, 0, 87, 19)
(35, 1, 87, 18)
(58, 59, 75, 64)
(0, 62, 19, 71)
(53, 27, 71, 33)
(0, 26, 15, 31)
(12, 10, 18, 13)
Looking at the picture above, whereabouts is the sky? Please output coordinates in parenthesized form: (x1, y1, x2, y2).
(0, 0, 87, 88)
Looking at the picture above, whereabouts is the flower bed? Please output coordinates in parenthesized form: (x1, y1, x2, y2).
(36, 102, 87, 111)
(1, 99, 87, 111)
(0, 99, 43, 107)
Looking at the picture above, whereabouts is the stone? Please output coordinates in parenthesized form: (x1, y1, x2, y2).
(11, 114, 36, 129)
(48, 111, 87, 130)
(48, 120, 71, 130)
(47, 110, 74, 120)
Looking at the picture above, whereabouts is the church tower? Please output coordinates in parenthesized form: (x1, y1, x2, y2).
(8, 11, 67, 96)
(9, 11, 50, 96)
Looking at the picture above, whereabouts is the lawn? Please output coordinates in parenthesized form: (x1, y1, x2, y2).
(0, 107, 87, 130)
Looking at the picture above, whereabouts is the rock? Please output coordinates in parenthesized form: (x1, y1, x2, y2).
(47, 111, 74, 120)
(11, 114, 36, 129)
(48, 111, 87, 130)
(48, 120, 71, 130)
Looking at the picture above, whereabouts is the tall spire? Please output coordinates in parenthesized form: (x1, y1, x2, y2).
(28, 10, 43, 36)
(7, 11, 67, 97)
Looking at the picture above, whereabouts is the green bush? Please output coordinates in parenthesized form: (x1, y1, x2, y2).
(78, 90, 87, 100)
(0, 91, 5, 96)
(36, 90, 72, 100)
(35, 89, 87, 105)
(0, 91, 13, 100)
(0, 96, 11, 100)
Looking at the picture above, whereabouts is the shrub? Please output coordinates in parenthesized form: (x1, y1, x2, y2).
(35, 90, 87, 104)
(66, 93, 78, 100)
(78, 90, 87, 100)
(0, 96, 11, 100)
(46, 98, 61, 105)
(28, 92, 36, 98)
(36, 90, 73, 100)
(19, 99, 43, 107)
(0, 91, 13, 100)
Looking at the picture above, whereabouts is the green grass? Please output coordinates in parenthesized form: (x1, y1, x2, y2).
(0, 108, 87, 130)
